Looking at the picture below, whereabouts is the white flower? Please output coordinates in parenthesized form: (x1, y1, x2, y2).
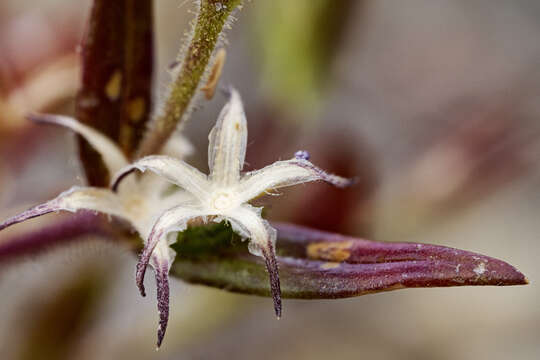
(0, 114, 193, 347)
(0, 88, 351, 347)
(111, 88, 352, 319)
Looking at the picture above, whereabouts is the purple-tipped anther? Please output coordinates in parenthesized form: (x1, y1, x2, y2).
(260, 241, 282, 318)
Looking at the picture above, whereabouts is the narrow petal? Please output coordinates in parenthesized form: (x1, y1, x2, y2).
(0, 186, 127, 232)
(110, 155, 209, 203)
(224, 204, 281, 317)
(136, 205, 202, 297)
(137, 134, 195, 196)
(237, 158, 353, 203)
(153, 255, 170, 349)
(208, 88, 247, 187)
(27, 114, 129, 175)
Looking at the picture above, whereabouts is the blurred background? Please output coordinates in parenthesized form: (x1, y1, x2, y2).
(0, 0, 538, 359)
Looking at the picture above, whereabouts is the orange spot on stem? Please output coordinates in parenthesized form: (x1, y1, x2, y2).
(307, 240, 353, 262)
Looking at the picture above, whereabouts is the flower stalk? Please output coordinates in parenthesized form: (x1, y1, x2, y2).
(137, 0, 243, 157)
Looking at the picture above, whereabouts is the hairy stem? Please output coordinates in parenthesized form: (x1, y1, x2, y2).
(137, 0, 242, 157)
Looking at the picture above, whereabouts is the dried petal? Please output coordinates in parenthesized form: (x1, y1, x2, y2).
(201, 48, 226, 100)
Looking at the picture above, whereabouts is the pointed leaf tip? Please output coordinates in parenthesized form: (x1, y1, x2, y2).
(275, 223, 529, 291)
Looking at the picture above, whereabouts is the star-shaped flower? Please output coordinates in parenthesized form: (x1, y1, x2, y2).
(111, 89, 352, 319)
(0, 88, 351, 347)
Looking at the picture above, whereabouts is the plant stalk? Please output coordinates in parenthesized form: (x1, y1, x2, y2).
(137, 0, 242, 157)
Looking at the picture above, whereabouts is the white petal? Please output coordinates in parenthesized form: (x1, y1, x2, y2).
(0, 186, 128, 232)
(222, 204, 276, 257)
(237, 158, 353, 203)
(111, 155, 210, 202)
(28, 114, 128, 175)
(147, 205, 204, 246)
(137, 135, 195, 196)
(222, 204, 282, 317)
(136, 204, 203, 297)
(208, 88, 247, 186)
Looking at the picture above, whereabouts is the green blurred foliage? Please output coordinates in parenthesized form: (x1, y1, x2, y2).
(252, 0, 357, 118)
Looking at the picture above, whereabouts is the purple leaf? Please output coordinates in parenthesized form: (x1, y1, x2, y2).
(0, 212, 118, 262)
(76, 0, 154, 186)
(170, 223, 528, 299)
(0, 217, 528, 306)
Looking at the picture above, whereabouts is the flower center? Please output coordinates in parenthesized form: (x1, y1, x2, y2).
(211, 192, 234, 210)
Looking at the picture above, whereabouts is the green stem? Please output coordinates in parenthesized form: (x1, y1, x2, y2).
(137, 0, 242, 157)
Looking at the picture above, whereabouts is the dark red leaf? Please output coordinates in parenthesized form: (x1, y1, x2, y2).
(0, 212, 133, 263)
(170, 223, 528, 299)
(76, 0, 153, 186)
(0, 217, 527, 301)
